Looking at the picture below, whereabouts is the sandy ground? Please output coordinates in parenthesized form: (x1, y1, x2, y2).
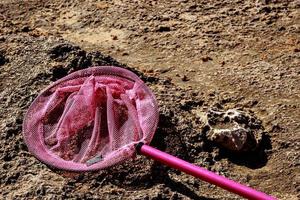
(0, 0, 299, 199)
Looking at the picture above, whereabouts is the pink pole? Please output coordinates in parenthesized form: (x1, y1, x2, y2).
(138, 144, 276, 200)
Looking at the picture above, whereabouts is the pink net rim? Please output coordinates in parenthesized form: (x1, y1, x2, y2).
(22, 66, 159, 171)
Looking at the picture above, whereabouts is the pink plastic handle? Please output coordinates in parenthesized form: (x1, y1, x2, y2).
(139, 144, 276, 200)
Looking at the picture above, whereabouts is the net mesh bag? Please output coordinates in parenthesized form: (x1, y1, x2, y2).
(23, 66, 159, 171)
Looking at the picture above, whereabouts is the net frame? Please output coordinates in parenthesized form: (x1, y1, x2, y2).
(22, 66, 159, 171)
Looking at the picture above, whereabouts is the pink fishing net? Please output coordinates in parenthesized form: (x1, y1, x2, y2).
(23, 66, 159, 171)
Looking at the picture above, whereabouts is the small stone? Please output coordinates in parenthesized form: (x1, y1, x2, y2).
(0, 36, 6, 42)
(154, 68, 172, 73)
(111, 35, 118, 40)
(294, 48, 300, 53)
(86, 154, 103, 166)
(181, 75, 189, 81)
(21, 25, 31, 32)
(204, 109, 263, 152)
(146, 69, 154, 73)
(95, 2, 109, 9)
(0, 52, 8, 66)
(157, 26, 171, 32)
(201, 56, 213, 62)
(271, 123, 282, 132)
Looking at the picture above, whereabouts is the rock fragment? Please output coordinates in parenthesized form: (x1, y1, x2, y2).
(204, 109, 263, 152)
(0, 52, 8, 66)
